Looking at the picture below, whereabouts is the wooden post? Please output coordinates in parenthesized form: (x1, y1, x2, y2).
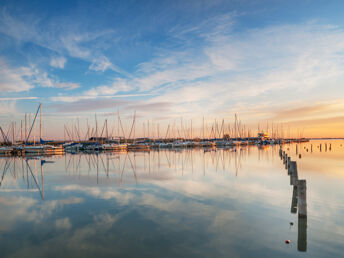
(320, 144, 322, 152)
(311, 144, 312, 153)
(298, 180, 307, 218)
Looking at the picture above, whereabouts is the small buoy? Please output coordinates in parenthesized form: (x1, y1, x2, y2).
(285, 240, 291, 244)
(290, 222, 294, 226)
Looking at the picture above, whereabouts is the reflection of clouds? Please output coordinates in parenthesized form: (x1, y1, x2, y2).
(0, 196, 37, 231)
(2, 144, 344, 256)
(0, 196, 83, 232)
(55, 185, 135, 206)
(55, 217, 72, 230)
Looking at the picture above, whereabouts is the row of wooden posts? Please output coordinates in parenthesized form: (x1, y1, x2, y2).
(279, 147, 307, 252)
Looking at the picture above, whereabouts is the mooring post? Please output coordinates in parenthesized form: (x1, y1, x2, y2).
(329, 143, 332, 151)
(320, 144, 322, 152)
(296, 144, 298, 155)
(297, 180, 307, 218)
(311, 144, 312, 153)
(325, 143, 327, 152)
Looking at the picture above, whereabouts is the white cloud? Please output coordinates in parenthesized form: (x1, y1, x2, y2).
(89, 56, 113, 72)
(0, 97, 37, 101)
(50, 93, 151, 103)
(0, 58, 33, 92)
(50, 56, 67, 69)
(56, 82, 80, 90)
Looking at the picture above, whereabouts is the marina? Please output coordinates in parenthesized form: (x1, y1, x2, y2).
(1, 1, 344, 257)
(0, 104, 310, 157)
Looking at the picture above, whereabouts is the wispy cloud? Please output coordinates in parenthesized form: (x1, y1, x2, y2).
(89, 56, 114, 72)
(50, 56, 67, 69)
(0, 97, 37, 100)
(0, 58, 33, 92)
(0, 8, 117, 71)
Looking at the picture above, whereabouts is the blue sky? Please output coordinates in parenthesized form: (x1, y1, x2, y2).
(1, 0, 344, 138)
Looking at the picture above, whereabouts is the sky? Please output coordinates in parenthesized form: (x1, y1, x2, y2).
(1, 0, 344, 139)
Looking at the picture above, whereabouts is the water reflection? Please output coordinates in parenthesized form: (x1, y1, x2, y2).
(280, 150, 308, 252)
(0, 141, 343, 257)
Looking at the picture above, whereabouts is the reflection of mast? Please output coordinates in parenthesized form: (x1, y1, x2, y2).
(120, 153, 128, 188)
(0, 160, 10, 187)
(128, 154, 138, 185)
(40, 160, 45, 200)
(25, 160, 44, 200)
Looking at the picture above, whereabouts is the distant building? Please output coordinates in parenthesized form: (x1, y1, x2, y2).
(258, 132, 269, 139)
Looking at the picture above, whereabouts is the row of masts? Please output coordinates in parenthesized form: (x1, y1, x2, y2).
(61, 113, 306, 143)
(1, 104, 306, 144)
(1, 104, 43, 145)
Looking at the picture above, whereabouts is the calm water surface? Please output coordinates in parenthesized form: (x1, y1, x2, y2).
(0, 140, 343, 257)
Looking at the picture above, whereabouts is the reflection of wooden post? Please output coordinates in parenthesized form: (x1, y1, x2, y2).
(287, 156, 291, 170)
(291, 185, 298, 214)
(289, 161, 298, 186)
(298, 180, 307, 218)
(298, 216, 307, 252)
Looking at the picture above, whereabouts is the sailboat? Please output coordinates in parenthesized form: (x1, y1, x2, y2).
(23, 104, 64, 155)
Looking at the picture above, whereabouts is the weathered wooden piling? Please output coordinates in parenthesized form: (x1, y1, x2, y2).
(320, 144, 322, 152)
(329, 143, 332, 151)
(296, 144, 298, 155)
(287, 156, 291, 168)
(325, 143, 327, 152)
(297, 180, 307, 218)
(311, 144, 312, 152)
(298, 216, 307, 252)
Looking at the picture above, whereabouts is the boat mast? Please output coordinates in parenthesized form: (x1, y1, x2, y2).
(40, 103, 42, 141)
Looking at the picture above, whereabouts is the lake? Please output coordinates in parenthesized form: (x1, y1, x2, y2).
(0, 140, 343, 257)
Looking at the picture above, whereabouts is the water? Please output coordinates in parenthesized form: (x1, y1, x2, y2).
(0, 140, 343, 257)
